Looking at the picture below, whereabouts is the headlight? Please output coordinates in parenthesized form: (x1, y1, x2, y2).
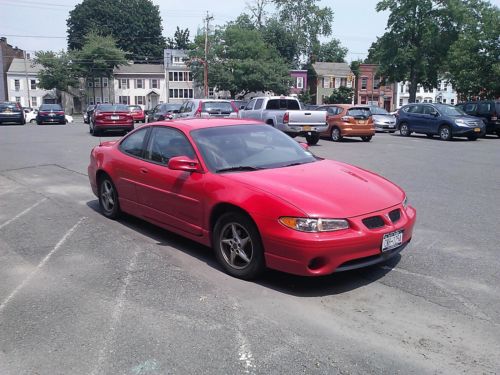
(402, 196, 408, 209)
(279, 217, 349, 232)
(455, 119, 469, 127)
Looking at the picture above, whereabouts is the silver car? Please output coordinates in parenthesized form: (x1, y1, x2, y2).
(369, 106, 397, 132)
(177, 99, 238, 119)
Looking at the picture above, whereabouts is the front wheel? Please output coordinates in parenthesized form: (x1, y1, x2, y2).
(439, 125, 452, 141)
(361, 136, 372, 142)
(99, 175, 121, 219)
(305, 132, 320, 145)
(399, 123, 411, 136)
(213, 212, 265, 280)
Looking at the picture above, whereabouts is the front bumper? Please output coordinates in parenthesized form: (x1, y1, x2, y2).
(256, 203, 416, 276)
(452, 126, 485, 137)
(374, 122, 396, 131)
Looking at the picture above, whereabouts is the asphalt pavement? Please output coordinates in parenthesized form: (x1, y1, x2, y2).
(0, 119, 499, 374)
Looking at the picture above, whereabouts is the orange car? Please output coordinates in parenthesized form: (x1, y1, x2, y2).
(318, 104, 376, 142)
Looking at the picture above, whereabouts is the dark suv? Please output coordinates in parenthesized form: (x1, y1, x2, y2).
(396, 103, 485, 141)
(147, 103, 181, 122)
(456, 100, 500, 137)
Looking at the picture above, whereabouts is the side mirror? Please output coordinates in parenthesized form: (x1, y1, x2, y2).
(299, 142, 309, 150)
(168, 156, 201, 172)
(240, 105, 246, 110)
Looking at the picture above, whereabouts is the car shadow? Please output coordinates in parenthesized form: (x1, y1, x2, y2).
(86, 200, 401, 297)
(394, 133, 474, 142)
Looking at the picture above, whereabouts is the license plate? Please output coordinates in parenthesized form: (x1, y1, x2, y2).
(358, 121, 366, 125)
(474, 127, 480, 132)
(303, 126, 311, 131)
(49, 113, 55, 116)
(381, 230, 403, 252)
(111, 115, 119, 120)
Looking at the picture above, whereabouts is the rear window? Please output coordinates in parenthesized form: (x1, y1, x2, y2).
(97, 104, 129, 112)
(265, 99, 300, 110)
(160, 104, 181, 112)
(128, 105, 141, 111)
(201, 101, 234, 113)
(347, 108, 371, 117)
(40, 104, 63, 111)
(0, 103, 20, 111)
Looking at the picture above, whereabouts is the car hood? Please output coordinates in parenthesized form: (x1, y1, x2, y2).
(225, 160, 405, 218)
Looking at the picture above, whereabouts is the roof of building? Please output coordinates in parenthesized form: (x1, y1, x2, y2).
(312, 62, 352, 77)
(7, 58, 42, 74)
(114, 64, 164, 75)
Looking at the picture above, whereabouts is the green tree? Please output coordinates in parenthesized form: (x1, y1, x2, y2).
(261, 17, 298, 65)
(190, 23, 292, 98)
(272, 0, 334, 64)
(34, 51, 80, 102)
(315, 39, 348, 63)
(325, 87, 354, 104)
(67, 0, 166, 62)
(167, 27, 191, 50)
(446, 0, 500, 99)
(368, 0, 459, 103)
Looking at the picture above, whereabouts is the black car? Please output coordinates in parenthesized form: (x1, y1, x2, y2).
(36, 104, 66, 125)
(0, 102, 25, 125)
(456, 100, 500, 137)
(83, 105, 95, 124)
(147, 103, 181, 122)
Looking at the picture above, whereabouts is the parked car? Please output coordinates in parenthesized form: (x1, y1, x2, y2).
(396, 103, 486, 141)
(65, 114, 74, 123)
(368, 106, 397, 132)
(177, 99, 239, 120)
(24, 107, 38, 123)
(88, 119, 416, 280)
(147, 103, 182, 122)
(317, 104, 375, 142)
(0, 102, 25, 125)
(128, 105, 146, 123)
(231, 99, 248, 110)
(456, 100, 500, 137)
(303, 104, 319, 110)
(36, 104, 65, 125)
(83, 105, 95, 124)
(238, 96, 328, 145)
(90, 103, 134, 136)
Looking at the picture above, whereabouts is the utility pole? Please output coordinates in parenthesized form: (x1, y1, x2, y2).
(203, 11, 213, 98)
(23, 51, 31, 108)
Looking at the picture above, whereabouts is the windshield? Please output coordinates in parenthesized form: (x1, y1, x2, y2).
(436, 104, 466, 116)
(370, 107, 389, 115)
(201, 101, 235, 113)
(191, 125, 317, 172)
(97, 104, 129, 112)
(39, 104, 63, 111)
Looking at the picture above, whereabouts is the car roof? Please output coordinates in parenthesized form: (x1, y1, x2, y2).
(145, 118, 264, 131)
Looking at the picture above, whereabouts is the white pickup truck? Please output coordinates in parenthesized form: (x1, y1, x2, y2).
(238, 96, 328, 145)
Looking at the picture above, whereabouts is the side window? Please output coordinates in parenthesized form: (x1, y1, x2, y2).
(254, 99, 264, 110)
(326, 107, 336, 115)
(245, 99, 256, 110)
(464, 103, 477, 113)
(120, 128, 149, 158)
(407, 105, 422, 114)
(145, 127, 195, 164)
(478, 102, 491, 114)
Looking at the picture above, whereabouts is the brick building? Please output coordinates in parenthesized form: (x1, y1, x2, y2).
(356, 64, 395, 111)
(0, 37, 25, 102)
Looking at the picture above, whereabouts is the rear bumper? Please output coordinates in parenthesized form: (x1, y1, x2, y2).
(94, 120, 134, 132)
(37, 115, 65, 123)
(282, 124, 329, 134)
(342, 127, 376, 137)
(0, 114, 24, 123)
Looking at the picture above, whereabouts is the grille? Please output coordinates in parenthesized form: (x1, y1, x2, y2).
(389, 209, 401, 223)
(362, 216, 385, 229)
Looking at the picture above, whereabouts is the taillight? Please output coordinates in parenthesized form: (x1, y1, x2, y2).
(283, 112, 289, 124)
(39, 111, 49, 116)
(94, 111, 104, 119)
(341, 116, 352, 122)
(194, 101, 203, 118)
(56, 111, 64, 115)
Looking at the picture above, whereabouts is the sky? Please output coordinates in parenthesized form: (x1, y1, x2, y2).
(1, 0, 499, 62)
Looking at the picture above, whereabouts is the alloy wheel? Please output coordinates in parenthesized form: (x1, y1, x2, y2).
(331, 128, 341, 141)
(100, 180, 115, 214)
(400, 124, 410, 136)
(219, 223, 253, 270)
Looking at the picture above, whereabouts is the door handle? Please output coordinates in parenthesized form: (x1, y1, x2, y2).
(140, 167, 149, 174)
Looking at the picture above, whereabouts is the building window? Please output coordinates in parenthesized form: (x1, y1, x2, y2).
(31, 96, 37, 107)
(30, 79, 37, 90)
(103, 78, 108, 88)
(151, 79, 159, 89)
(361, 77, 367, 90)
(340, 78, 347, 87)
(118, 96, 130, 105)
(169, 88, 193, 99)
(399, 98, 403, 106)
(451, 99, 455, 105)
(14, 79, 20, 91)
(296, 76, 304, 89)
(373, 78, 380, 90)
(94, 77, 101, 88)
(323, 77, 330, 89)
(88, 80, 93, 87)
(89, 98, 94, 105)
(168, 71, 192, 82)
(135, 96, 145, 105)
(442, 98, 447, 104)
(15, 96, 21, 103)
(118, 79, 129, 89)
(360, 96, 367, 104)
(400, 84, 404, 93)
(95, 97, 101, 104)
(173, 56, 181, 64)
(103, 97, 109, 103)
(135, 79, 144, 89)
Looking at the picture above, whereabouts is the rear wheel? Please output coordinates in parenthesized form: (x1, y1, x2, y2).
(399, 123, 411, 136)
(99, 175, 121, 219)
(331, 127, 342, 142)
(361, 135, 372, 142)
(439, 125, 452, 141)
(305, 132, 320, 145)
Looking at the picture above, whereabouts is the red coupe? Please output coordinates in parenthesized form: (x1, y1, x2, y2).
(128, 105, 146, 123)
(88, 119, 416, 279)
(90, 103, 134, 136)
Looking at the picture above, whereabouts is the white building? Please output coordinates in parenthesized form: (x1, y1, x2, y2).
(164, 49, 201, 103)
(395, 79, 458, 108)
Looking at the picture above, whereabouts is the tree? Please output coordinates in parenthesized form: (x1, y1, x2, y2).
(67, 0, 166, 62)
(272, 0, 334, 64)
(446, 0, 500, 99)
(261, 18, 298, 65)
(167, 27, 191, 50)
(324, 87, 354, 104)
(246, 0, 270, 28)
(34, 51, 80, 102)
(315, 39, 348, 63)
(368, 0, 460, 103)
(189, 23, 292, 98)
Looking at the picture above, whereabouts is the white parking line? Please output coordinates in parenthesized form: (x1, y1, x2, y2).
(233, 302, 256, 374)
(0, 198, 47, 230)
(0, 217, 85, 314)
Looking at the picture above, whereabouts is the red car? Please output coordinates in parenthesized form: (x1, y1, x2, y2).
(128, 105, 146, 123)
(88, 119, 416, 279)
(90, 103, 134, 136)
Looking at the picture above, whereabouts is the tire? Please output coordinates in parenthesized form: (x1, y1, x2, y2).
(361, 136, 372, 142)
(98, 175, 121, 219)
(213, 211, 265, 280)
(439, 125, 452, 141)
(496, 130, 500, 138)
(467, 135, 478, 141)
(266, 120, 274, 126)
(30, 119, 36, 123)
(305, 132, 320, 145)
(331, 127, 343, 142)
(399, 123, 410, 136)
(426, 134, 434, 138)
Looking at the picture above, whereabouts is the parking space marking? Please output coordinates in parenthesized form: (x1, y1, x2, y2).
(233, 302, 256, 374)
(0, 197, 47, 230)
(0, 217, 85, 314)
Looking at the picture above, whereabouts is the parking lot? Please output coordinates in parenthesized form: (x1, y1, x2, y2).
(0, 119, 499, 374)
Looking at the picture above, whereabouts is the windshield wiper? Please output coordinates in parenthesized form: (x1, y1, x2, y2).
(216, 166, 263, 173)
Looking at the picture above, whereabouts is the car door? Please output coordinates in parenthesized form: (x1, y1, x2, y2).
(135, 126, 205, 236)
(405, 104, 423, 132)
(421, 105, 440, 134)
(239, 99, 256, 119)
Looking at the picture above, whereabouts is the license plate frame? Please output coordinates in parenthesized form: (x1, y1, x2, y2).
(303, 125, 312, 131)
(381, 230, 403, 252)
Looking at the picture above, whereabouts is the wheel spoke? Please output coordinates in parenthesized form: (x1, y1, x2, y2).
(221, 239, 232, 245)
(231, 224, 241, 241)
(229, 250, 237, 265)
(239, 236, 250, 248)
(237, 249, 250, 264)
